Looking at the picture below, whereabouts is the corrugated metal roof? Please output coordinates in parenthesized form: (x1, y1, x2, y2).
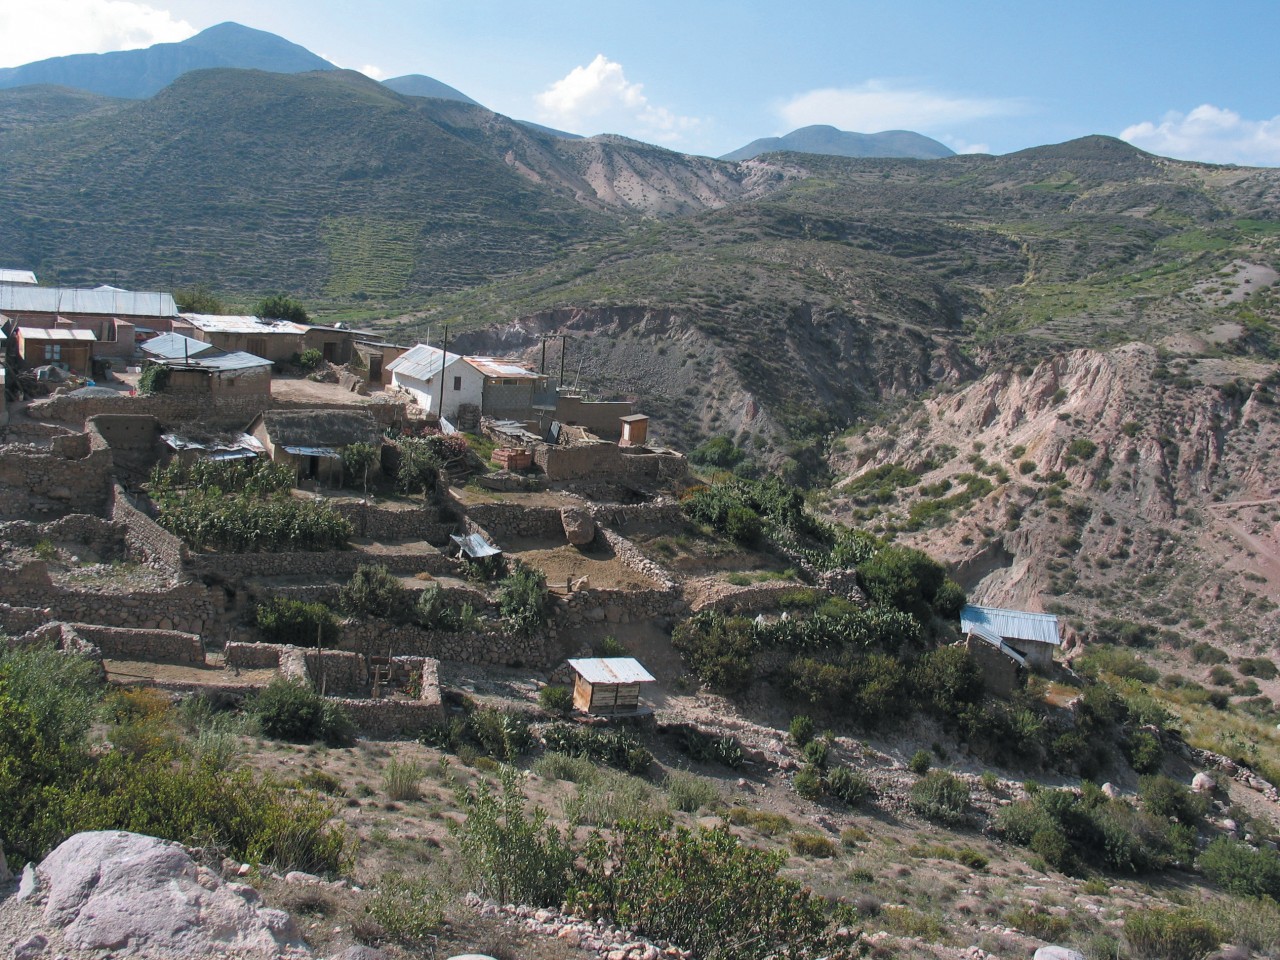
(960, 604, 1060, 646)
(179, 314, 308, 336)
(464, 356, 542, 379)
(450, 533, 501, 558)
(165, 351, 271, 373)
(568, 657, 656, 685)
(282, 445, 342, 458)
(386, 343, 463, 383)
(967, 623, 1029, 668)
(162, 433, 265, 456)
(17, 327, 97, 341)
(0, 284, 176, 317)
(0, 269, 36, 285)
(140, 333, 215, 360)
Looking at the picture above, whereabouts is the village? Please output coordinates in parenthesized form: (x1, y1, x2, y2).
(0, 270, 1062, 735)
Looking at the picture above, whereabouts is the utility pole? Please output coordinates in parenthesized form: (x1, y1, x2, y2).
(436, 324, 449, 418)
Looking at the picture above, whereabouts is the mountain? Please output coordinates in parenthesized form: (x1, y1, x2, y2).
(382, 74, 479, 105)
(720, 124, 955, 161)
(0, 22, 335, 99)
(0, 85, 126, 134)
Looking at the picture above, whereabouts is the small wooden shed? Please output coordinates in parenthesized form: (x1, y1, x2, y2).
(567, 657, 655, 716)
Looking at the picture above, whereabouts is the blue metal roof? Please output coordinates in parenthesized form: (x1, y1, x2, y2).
(960, 604, 1060, 646)
(140, 333, 214, 360)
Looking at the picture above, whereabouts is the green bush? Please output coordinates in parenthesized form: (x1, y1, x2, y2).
(793, 764, 824, 801)
(248, 678, 354, 746)
(256, 294, 309, 324)
(538, 685, 574, 715)
(255, 597, 340, 646)
(339, 564, 407, 620)
(789, 714, 815, 747)
(498, 564, 550, 636)
(542, 724, 653, 775)
(469, 707, 534, 761)
(570, 820, 850, 960)
(1124, 908, 1222, 960)
(296, 348, 323, 370)
(451, 766, 575, 907)
(672, 611, 757, 693)
(365, 873, 446, 945)
(912, 646, 984, 717)
(724, 505, 763, 546)
(802, 738, 830, 769)
(665, 770, 720, 813)
(825, 766, 873, 806)
(340, 442, 379, 492)
(790, 833, 837, 857)
(568, 773, 659, 827)
(1198, 837, 1280, 899)
(669, 724, 745, 769)
(137, 363, 171, 395)
(1139, 775, 1207, 824)
(908, 749, 933, 775)
(909, 770, 970, 825)
(393, 437, 442, 497)
(383, 756, 425, 801)
(1124, 729, 1165, 774)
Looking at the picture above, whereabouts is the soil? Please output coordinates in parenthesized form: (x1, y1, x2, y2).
(103, 657, 278, 687)
(503, 536, 657, 592)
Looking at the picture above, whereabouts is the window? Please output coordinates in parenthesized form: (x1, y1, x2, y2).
(453, 376, 462, 391)
(44, 344, 61, 360)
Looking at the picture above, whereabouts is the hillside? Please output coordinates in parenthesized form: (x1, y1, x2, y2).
(0, 84, 127, 133)
(0, 22, 336, 99)
(721, 124, 955, 161)
(382, 73, 479, 104)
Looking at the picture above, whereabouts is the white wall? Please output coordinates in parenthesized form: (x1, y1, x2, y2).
(392, 359, 483, 420)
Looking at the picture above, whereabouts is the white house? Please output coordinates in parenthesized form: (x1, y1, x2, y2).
(960, 604, 1061, 671)
(386, 344, 483, 421)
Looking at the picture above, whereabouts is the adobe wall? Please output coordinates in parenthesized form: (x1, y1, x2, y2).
(109, 484, 188, 573)
(553, 396, 632, 440)
(70, 623, 204, 664)
(964, 635, 1020, 697)
(26, 392, 410, 431)
(0, 429, 112, 519)
(534, 442, 621, 481)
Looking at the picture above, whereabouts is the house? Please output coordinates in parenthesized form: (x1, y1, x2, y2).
(960, 604, 1061, 671)
(567, 657, 656, 716)
(386, 345, 483, 422)
(15, 327, 96, 375)
(464, 357, 551, 420)
(352, 340, 409, 386)
(0, 283, 178, 360)
(177, 315, 310, 363)
(248, 408, 382, 486)
(156, 352, 273, 397)
(301, 324, 363, 365)
(161, 431, 265, 466)
(0, 269, 37, 285)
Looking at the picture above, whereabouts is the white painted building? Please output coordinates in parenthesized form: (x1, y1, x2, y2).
(386, 344, 483, 421)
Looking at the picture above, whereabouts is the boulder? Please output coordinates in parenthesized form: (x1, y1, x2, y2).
(36, 830, 308, 958)
(1034, 948, 1086, 960)
(561, 507, 597, 546)
(1193, 772, 1217, 793)
(1101, 782, 1119, 799)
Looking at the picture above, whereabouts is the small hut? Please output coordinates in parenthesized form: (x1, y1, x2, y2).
(248, 408, 382, 486)
(567, 657, 655, 716)
(960, 604, 1061, 671)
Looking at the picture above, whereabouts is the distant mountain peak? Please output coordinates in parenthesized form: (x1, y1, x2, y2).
(0, 21, 336, 99)
(382, 74, 479, 106)
(721, 125, 954, 162)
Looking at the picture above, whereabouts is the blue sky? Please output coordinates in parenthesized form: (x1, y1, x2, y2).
(4, 0, 1279, 164)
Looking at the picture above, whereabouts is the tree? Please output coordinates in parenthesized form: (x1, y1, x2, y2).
(395, 438, 441, 499)
(341, 442, 379, 494)
(255, 294, 310, 325)
(173, 284, 227, 315)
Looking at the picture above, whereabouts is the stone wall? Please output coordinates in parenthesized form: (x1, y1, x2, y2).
(109, 485, 188, 574)
(71, 623, 204, 663)
(464, 503, 565, 541)
(27, 392, 410, 431)
(343, 619, 554, 668)
(331, 500, 456, 543)
(188, 547, 456, 581)
(0, 602, 54, 635)
(554, 585, 686, 629)
(0, 578, 222, 636)
(302, 648, 366, 696)
(0, 514, 125, 556)
(687, 579, 816, 615)
(0, 429, 112, 519)
(334, 697, 443, 738)
(584, 501, 684, 531)
(224, 642, 283, 669)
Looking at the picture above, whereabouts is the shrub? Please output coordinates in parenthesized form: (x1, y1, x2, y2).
(383, 756, 425, 801)
(669, 725, 745, 769)
(339, 564, 407, 620)
(1124, 909, 1222, 960)
(792, 764, 824, 801)
(497, 564, 550, 636)
(825, 766, 873, 806)
(1124, 729, 1164, 774)
(469, 707, 534, 761)
(909, 749, 933, 775)
(789, 714, 815, 747)
(727, 807, 793, 836)
(789, 833, 837, 857)
(256, 294, 309, 324)
(532, 751, 600, 784)
(802, 738, 830, 769)
(568, 773, 659, 827)
(665, 770, 720, 813)
(672, 611, 757, 693)
(296, 348, 323, 370)
(1198, 837, 1280, 899)
(365, 873, 447, 945)
(394, 438, 441, 497)
(856, 544, 948, 619)
(570, 820, 850, 960)
(1004, 905, 1070, 941)
(724, 506, 763, 546)
(909, 770, 970, 825)
(912, 646, 984, 716)
(248, 678, 354, 746)
(1139, 775, 1206, 824)
(137, 363, 171, 395)
(542, 724, 652, 775)
(340, 442, 379, 493)
(255, 597, 340, 647)
(451, 766, 575, 907)
(538, 685, 574, 715)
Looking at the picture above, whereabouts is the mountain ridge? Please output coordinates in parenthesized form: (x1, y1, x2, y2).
(721, 124, 955, 162)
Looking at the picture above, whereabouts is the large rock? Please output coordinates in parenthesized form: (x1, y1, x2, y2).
(1193, 772, 1217, 793)
(1034, 948, 1085, 960)
(561, 507, 597, 547)
(36, 831, 308, 958)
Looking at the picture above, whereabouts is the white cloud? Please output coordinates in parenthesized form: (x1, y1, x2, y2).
(940, 136, 991, 155)
(358, 64, 386, 81)
(777, 80, 1024, 133)
(536, 54, 699, 143)
(0, 0, 194, 68)
(1121, 104, 1280, 166)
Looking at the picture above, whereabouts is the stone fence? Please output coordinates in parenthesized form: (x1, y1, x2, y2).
(585, 501, 684, 531)
(188, 547, 456, 582)
(554, 585, 687, 630)
(686, 579, 817, 615)
(0, 429, 113, 519)
(0, 602, 56, 636)
(109, 485, 188, 574)
(463, 503, 565, 541)
(70, 623, 204, 663)
(330, 500, 457, 544)
(0, 576, 222, 637)
(343, 618, 554, 668)
(27, 392, 411, 430)
(224, 641, 285, 669)
(0, 514, 126, 556)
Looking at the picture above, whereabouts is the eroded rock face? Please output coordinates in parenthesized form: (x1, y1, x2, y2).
(561, 507, 597, 546)
(36, 831, 308, 959)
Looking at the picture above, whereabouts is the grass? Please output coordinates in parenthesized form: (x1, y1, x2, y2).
(383, 756, 426, 801)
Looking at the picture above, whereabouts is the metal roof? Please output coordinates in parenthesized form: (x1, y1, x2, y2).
(139, 332, 215, 360)
(164, 351, 272, 373)
(450, 533, 501, 558)
(179, 314, 308, 336)
(17, 327, 97, 341)
(464, 356, 542, 379)
(386, 343, 465, 383)
(960, 604, 1061, 646)
(162, 433, 265, 456)
(0, 269, 36, 285)
(282, 445, 342, 458)
(967, 623, 1029, 668)
(568, 657, 656, 685)
(0, 284, 176, 317)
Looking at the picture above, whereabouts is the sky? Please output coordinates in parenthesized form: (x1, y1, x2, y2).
(2, 0, 1279, 165)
